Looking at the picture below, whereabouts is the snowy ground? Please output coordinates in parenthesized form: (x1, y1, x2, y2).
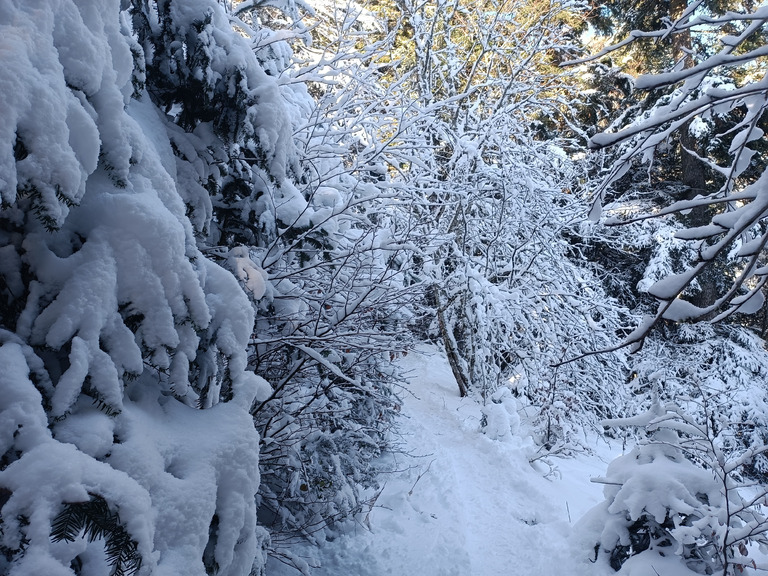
(267, 346, 623, 576)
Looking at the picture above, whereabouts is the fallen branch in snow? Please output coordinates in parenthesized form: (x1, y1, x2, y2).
(363, 483, 388, 530)
(408, 459, 435, 497)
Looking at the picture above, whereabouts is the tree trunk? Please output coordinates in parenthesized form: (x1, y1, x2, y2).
(669, 0, 717, 307)
(669, 0, 707, 201)
(435, 291, 470, 397)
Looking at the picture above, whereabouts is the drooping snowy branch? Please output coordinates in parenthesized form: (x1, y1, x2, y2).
(572, 5, 768, 346)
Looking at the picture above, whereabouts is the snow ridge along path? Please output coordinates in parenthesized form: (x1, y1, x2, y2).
(267, 346, 614, 576)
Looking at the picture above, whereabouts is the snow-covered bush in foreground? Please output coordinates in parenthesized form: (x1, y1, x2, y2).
(590, 428, 723, 573)
(585, 398, 768, 575)
(0, 0, 271, 574)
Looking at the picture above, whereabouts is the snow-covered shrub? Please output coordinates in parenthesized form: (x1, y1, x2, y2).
(126, 0, 416, 562)
(592, 424, 723, 573)
(409, 129, 631, 450)
(589, 397, 768, 575)
(243, 45, 413, 566)
(481, 388, 521, 442)
(627, 323, 768, 480)
(321, 0, 633, 453)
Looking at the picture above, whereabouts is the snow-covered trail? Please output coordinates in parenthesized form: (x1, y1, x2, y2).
(267, 346, 616, 576)
(392, 350, 568, 575)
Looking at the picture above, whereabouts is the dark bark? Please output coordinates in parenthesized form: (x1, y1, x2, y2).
(436, 292, 470, 397)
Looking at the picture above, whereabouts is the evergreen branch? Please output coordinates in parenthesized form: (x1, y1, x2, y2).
(51, 494, 142, 576)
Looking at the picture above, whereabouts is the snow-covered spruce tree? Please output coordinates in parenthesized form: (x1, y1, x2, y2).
(0, 1, 270, 575)
(575, 176, 768, 451)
